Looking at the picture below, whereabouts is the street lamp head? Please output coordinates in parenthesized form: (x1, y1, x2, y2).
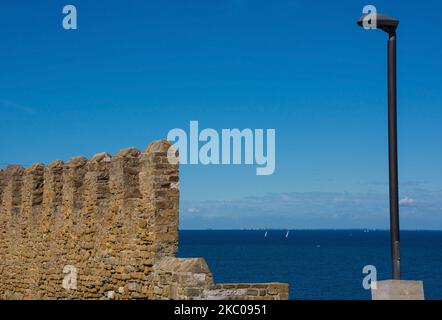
(357, 13, 399, 34)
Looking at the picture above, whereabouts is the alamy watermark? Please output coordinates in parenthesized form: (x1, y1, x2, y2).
(167, 121, 276, 176)
(362, 5, 377, 30)
(62, 5, 77, 30)
(62, 265, 77, 290)
(362, 265, 377, 290)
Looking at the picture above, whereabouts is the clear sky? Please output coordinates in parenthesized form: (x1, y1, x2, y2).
(1, 1, 441, 229)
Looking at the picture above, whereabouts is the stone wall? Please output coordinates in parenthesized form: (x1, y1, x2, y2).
(152, 257, 288, 300)
(0, 140, 288, 300)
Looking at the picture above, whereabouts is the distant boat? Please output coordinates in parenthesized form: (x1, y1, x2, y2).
(316, 244, 321, 248)
(264, 231, 268, 238)
(285, 230, 290, 238)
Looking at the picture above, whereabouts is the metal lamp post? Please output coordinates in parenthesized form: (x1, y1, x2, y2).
(357, 13, 401, 280)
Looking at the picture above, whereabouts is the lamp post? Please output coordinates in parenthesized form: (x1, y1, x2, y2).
(357, 13, 401, 280)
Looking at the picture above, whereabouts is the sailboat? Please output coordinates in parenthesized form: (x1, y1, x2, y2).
(264, 231, 268, 238)
(285, 230, 290, 238)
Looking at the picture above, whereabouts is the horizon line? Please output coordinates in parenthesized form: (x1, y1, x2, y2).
(179, 228, 442, 231)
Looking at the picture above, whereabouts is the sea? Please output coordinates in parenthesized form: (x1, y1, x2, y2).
(178, 230, 442, 300)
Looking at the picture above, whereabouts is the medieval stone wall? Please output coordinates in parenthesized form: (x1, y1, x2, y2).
(0, 140, 288, 300)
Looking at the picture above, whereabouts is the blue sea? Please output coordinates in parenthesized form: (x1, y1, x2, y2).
(178, 230, 442, 300)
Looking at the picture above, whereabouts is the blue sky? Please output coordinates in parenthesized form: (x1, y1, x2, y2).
(1, 1, 441, 229)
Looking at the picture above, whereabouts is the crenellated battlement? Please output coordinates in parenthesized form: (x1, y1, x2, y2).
(0, 140, 179, 299)
(0, 139, 287, 300)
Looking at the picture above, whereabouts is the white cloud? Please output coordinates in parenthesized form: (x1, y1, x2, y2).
(180, 190, 442, 229)
(0, 99, 35, 114)
(399, 196, 415, 206)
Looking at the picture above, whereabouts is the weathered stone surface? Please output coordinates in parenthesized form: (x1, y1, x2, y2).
(0, 139, 288, 300)
(372, 280, 424, 300)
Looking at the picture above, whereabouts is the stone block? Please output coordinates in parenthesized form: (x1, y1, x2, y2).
(372, 280, 424, 300)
